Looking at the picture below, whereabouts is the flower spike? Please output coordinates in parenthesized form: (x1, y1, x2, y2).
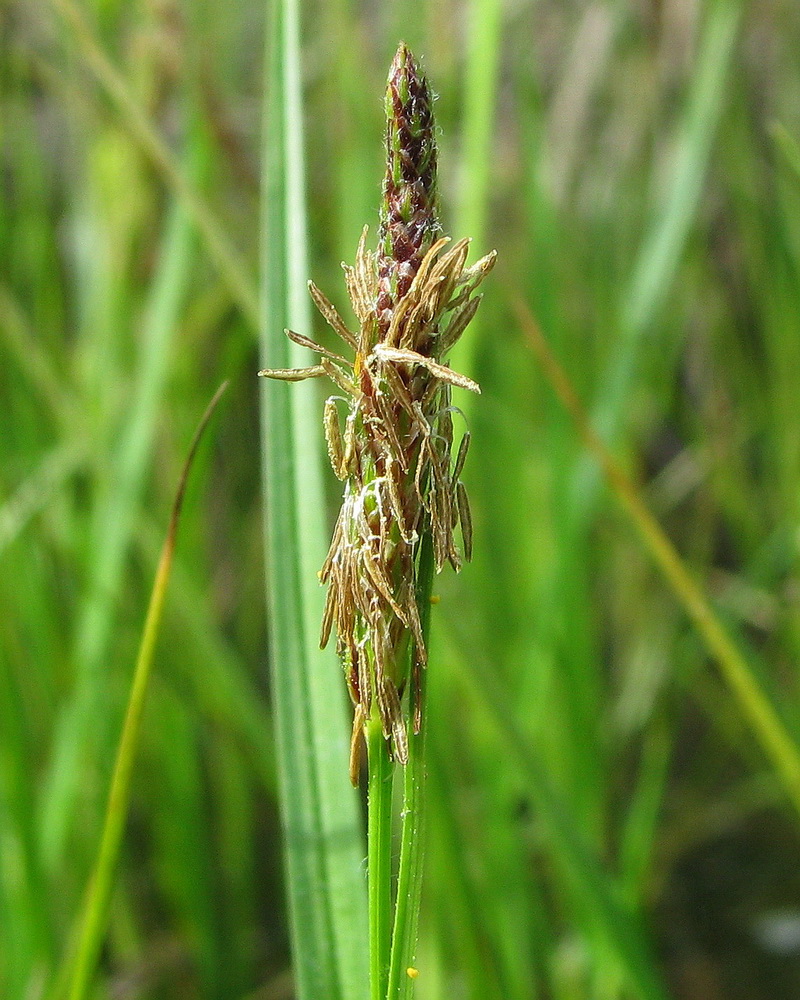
(259, 43, 495, 783)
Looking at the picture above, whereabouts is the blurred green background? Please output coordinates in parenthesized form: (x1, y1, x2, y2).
(4, 0, 800, 997)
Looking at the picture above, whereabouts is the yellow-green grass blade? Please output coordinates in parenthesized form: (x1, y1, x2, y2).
(519, 298, 800, 822)
(63, 382, 228, 1000)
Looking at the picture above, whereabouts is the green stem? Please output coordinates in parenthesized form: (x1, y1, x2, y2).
(367, 707, 394, 1000)
(387, 530, 435, 999)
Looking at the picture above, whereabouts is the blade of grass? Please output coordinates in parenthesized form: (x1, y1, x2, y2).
(572, 0, 741, 517)
(147, 691, 222, 995)
(517, 297, 800, 821)
(440, 623, 670, 1000)
(619, 720, 672, 906)
(259, 4, 368, 1000)
(772, 122, 800, 191)
(448, 0, 503, 385)
(0, 444, 85, 555)
(0, 647, 56, 995)
(136, 522, 276, 793)
(366, 713, 393, 1000)
(48, 0, 259, 330)
(41, 187, 201, 870)
(424, 726, 506, 1000)
(321, 0, 379, 269)
(0, 284, 74, 425)
(64, 381, 228, 1000)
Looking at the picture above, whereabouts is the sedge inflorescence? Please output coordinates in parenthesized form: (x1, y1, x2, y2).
(260, 43, 494, 783)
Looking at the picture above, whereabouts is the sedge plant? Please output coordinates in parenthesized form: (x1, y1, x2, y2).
(260, 43, 494, 999)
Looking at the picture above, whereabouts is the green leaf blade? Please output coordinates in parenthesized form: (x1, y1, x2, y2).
(259, 4, 369, 1000)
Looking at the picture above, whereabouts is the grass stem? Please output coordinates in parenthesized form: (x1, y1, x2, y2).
(387, 531, 435, 999)
(367, 712, 394, 1000)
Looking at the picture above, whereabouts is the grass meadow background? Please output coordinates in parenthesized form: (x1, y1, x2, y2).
(4, 0, 800, 997)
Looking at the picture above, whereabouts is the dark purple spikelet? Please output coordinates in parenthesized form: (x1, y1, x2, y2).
(376, 43, 440, 338)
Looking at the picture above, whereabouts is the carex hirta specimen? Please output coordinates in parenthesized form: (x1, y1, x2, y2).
(260, 43, 494, 784)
